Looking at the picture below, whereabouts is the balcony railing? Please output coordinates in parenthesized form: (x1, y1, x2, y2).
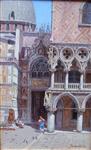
(54, 83, 91, 91)
(83, 83, 91, 90)
(68, 83, 80, 90)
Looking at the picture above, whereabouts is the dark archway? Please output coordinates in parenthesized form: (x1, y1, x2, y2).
(83, 98, 91, 131)
(69, 59, 81, 83)
(55, 94, 78, 131)
(55, 59, 65, 83)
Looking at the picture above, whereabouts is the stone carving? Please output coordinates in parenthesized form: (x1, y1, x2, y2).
(21, 88, 27, 96)
(47, 44, 90, 72)
(44, 92, 52, 110)
(77, 48, 89, 62)
(48, 46, 59, 69)
(61, 48, 74, 61)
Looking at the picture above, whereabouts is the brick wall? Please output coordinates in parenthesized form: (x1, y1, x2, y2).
(52, 1, 91, 44)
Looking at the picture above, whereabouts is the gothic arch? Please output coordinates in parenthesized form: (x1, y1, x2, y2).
(82, 2, 91, 24)
(52, 92, 80, 111)
(82, 94, 91, 110)
(30, 56, 49, 78)
(56, 58, 67, 71)
(70, 58, 82, 71)
(29, 56, 48, 70)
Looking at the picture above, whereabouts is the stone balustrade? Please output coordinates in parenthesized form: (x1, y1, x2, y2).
(54, 83, 91, 90)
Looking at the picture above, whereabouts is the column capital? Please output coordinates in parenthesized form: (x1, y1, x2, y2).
(46, 106, 56, 113)
(80, 70, 84, 74)
(49, 68, 56, 72)
(64, 69, 70, 73)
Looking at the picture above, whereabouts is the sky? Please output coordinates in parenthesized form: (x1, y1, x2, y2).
(33, 0, 52, 30)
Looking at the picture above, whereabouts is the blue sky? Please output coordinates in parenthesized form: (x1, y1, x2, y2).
(33, 0, 51, 29)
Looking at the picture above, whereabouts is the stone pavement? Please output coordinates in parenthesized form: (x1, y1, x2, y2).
(1, 125, 42, 150)
(1, 126, 91, 150)
(29, 131, 91, 150)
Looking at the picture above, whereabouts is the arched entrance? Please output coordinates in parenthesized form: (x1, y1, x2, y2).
(30, 57, 50, 122)
(54, 93, 79, 131)
(31, 91, 47, 121)
(83, 97, 91, 131)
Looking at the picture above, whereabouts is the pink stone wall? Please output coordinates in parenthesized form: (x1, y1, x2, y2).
(52, 1, 91, 44)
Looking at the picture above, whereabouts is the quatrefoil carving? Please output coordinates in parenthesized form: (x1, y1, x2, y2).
(77, 48, 89, 62)
(61, 48, 73, 61)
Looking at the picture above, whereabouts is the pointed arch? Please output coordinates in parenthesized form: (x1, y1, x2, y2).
(82, 94, 91, 110)
(82, 2, 91, 24)
(30, 56, 50, 78)
(70, 58, 81, 71)
(54, 59, 67, 83)
(56, 58, 67, 71)
(52, 92, 80, 110)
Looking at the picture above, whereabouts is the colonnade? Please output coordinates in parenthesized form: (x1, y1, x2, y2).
(50, 69, 84, 90)
(47, 110, 84, 132)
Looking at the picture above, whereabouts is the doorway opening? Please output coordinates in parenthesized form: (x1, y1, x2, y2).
(31, 91, 47, 122)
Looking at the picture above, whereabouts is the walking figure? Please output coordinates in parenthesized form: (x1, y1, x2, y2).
(38, 116, 45, 132)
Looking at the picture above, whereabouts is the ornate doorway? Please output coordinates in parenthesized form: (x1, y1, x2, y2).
(31, 91, 47, 121)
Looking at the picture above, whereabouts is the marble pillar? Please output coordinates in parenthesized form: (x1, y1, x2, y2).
(51, 71, 54, 88)
(47, 111, 55, 132)
(65, 71, 69, 90)
(77, 112, 83, 132)
(80, 73, 83, 90)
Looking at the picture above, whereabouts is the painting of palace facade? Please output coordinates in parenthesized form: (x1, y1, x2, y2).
(0, 0, 91, 133)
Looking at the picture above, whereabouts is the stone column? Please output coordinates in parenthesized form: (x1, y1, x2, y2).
(15, 29, 23, 60)
(50, 69, 56, 88)
(26, 74, 32, 124)
(14, 108, 18, 120)
(26, 89, 32, 124)
(80, 73, 84, 90)
(47, 111, 55, 132)
(77, 111, 83, 132)
(65, 71, 69, 90)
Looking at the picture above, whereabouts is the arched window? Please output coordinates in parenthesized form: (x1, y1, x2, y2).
(69, 70, 80, 83)
(82, 2, 91, 24)
(55, 60, 65, 83)
(31, 58, 49, 78)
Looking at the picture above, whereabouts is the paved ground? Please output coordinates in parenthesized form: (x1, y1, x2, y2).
(29, 131, 91, 150)
(1, 125, 42, 150)
(1, 126, 91, 150)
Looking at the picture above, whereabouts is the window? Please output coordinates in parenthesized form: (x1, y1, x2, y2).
(55, 59, 65, 83)
(31, 58, 49, 78)
(69, 70, 80, 83)
(82, 2, 91, 24)
(72, 102, 77, 120)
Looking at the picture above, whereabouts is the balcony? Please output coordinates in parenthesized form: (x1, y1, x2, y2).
(54, 83, 91, 91)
